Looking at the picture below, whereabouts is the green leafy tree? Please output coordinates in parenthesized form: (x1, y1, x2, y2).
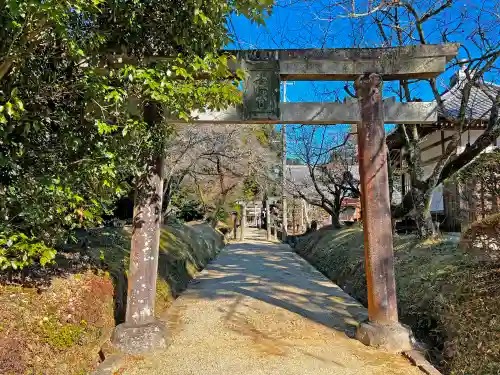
(0, 0, 274, 269)
(243, 174, 261, 201)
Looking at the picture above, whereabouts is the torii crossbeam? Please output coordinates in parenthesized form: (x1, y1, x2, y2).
(172, 100, 437, 125)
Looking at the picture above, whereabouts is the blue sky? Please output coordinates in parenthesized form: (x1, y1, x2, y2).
(226, 1, 499, 158)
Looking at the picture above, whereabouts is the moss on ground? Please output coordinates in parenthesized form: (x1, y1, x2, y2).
(0, 271, 114, 375)
(0, 221, 224, 375)
(294, 225, 500, 375)
(40, 319, 86, 349)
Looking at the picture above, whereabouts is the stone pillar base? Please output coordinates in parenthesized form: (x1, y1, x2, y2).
(355, 321, 413, 353)
(111, 320, 168, 354)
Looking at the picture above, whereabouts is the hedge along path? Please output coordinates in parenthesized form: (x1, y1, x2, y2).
(114, 228, 423, 375)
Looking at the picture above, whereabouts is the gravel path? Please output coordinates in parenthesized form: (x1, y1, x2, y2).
(119, 229, 422, 375)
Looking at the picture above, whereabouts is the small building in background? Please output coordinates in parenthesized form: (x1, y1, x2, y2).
(387, 67, 500, 232)
(339, 197, 361, 224)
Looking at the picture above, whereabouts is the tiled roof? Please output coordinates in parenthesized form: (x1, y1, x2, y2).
(285, 164, 402, 204)
(285, 165, 334, 201)
(386, 72, 499, 151)
(285, 165, 321, 199)
(439, 71, 500, 120)
(286, 164, 360, 188)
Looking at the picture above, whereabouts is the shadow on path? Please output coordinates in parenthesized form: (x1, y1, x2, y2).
(186, 239, 368, 337)
(116, 229, 424, 375)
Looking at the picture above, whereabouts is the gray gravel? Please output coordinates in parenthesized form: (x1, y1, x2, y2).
(119, 229, 423, 375)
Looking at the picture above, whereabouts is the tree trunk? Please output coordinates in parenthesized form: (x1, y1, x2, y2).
(412, 188, 437, 239)
(331, 211, 342, 228)
(213, 156, 226, 225)
(387, 150, 394, 203)
(303, 200, 310, 230)
(161, 177, 172, 223)
(332, 192, 343, 228)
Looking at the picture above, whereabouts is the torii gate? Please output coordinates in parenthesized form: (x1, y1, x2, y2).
(112, 44, 459, 354)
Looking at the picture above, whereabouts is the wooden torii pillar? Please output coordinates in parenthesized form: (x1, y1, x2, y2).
(239, 201, 246, 241)
(111, 102, 167, 354)
(266, 199, 271, 241)
(354, 74, 406, 350)
(115, 44, 458, 354)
